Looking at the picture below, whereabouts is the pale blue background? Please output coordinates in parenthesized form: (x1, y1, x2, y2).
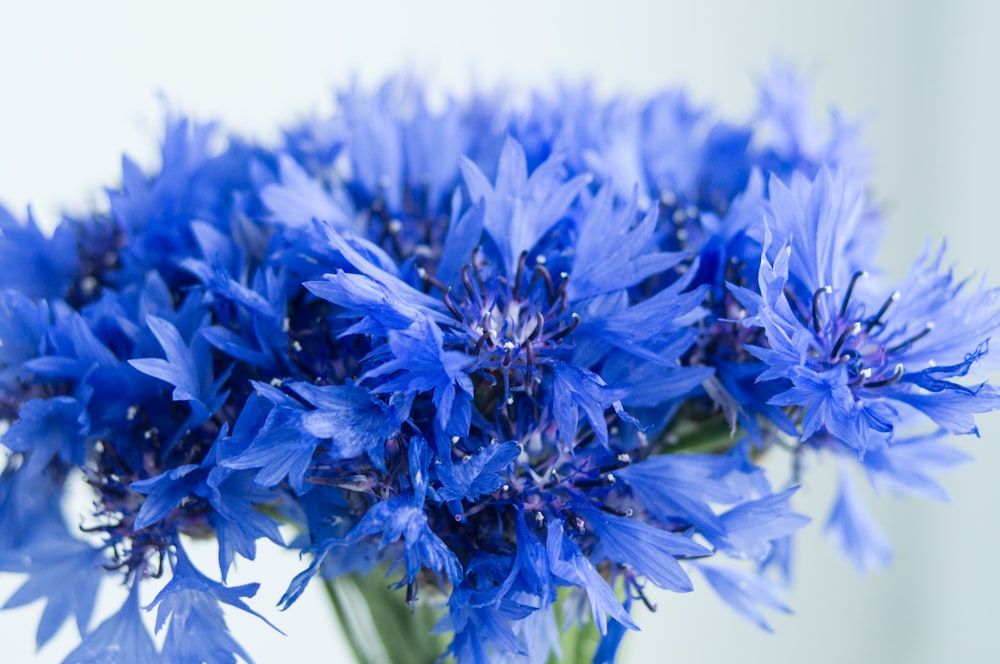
(1, 1, 999, 662)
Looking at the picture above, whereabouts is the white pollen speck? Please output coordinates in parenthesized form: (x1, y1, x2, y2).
(80, 275, 99, 294)
(282, 318, 290, 332)
(535, 255, 546, 265)
(126, 406, 139, 421)
(291, 341, 303, 352)
(451, 436, 460, 444)
(672, 209, 686, 223)
(502, 341, 515, 351)
(388, 219, 403, 234)
(270, 377, 283, 387)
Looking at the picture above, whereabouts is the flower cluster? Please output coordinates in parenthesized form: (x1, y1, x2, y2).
(2, 70, 998, 663)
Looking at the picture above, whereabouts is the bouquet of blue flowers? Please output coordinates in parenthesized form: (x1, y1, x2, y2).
(2, 69, 998, 663)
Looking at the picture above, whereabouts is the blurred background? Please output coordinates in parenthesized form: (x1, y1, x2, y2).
(2, 1, 999, 662)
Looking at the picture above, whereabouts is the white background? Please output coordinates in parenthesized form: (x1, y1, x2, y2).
(2, 1, 1000, 662)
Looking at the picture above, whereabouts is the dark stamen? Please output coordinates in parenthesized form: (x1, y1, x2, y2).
(548, 313, 581, 342)
(530, 265, 555, 300)
(423, 272, 449, 293)
(838, 348, 861, 364)
(461, 264, 476, 300)
(442, 288, 462, 319)
(406, 581, 417, 607)
(527, 312, 545, 342)
(550, 272, 571, 308)
(886, 323, 934, 355)
(813, 286, 833, 333)
(502, 341, 516, 367)
(634, 583, 658, 613)
(600, 505, 634, 517)
(471, 246, 488, 294)
(513, 251, 528, 298)
(474, 313, 493, 352)
(840, 271, 868, 317)
(864, 363, 905, 388)
(865, 291, 900, 333)
(598, 454, 632, 473)
(784, 287, 811, 324)
(831, 322, 862, 359)
(573, 473, 616, 489)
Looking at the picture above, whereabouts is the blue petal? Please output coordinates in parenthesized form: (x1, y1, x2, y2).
(568, 185, 685, 300)
(580, 507, 708, 592)
(260, 154, 354, 229)
(460, 137, 590, 277)
(2, 537, 104, 648)
(825, 466, 892, 572)
(717, 487, 811, 560)
(63, 583, 158, 664)
(695, 563, 791, 632)
(545, 519, 637, 635)
(437, 441, 520, 502)
(3, 396, 90, 476)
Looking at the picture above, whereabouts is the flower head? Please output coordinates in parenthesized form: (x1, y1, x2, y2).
(1, 70, 996, 664)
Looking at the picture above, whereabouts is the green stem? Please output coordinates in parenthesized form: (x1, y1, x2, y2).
(554, 618, 601, 664)
(323, 573, 448, 664)
(662, 415, 738, 455)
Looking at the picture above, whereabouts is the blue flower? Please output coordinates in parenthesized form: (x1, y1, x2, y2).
(2, 73, 998, 664)
(731, 169, 1000, 455)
